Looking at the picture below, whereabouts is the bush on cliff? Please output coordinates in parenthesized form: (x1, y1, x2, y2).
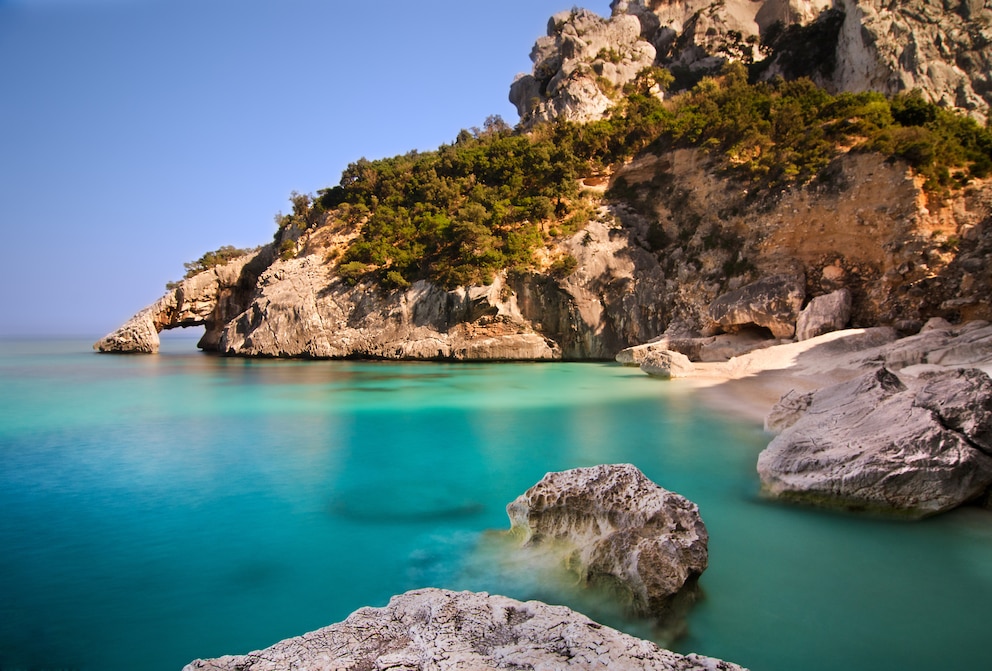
(284, 67, 992, 290)
(167, 244, 259, 289)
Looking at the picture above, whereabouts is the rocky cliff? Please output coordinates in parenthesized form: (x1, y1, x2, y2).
(96, 3, 992, 360)
(513, 0, 992, 125)
(95, 147, 992, 360)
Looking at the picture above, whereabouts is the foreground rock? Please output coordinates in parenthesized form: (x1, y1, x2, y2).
(506, 464, 708, 619)
(183, 589, 746, 671)
(758, 366, 992, 517)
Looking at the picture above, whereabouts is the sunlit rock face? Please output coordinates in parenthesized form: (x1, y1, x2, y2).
(759, 365, 992, 518)
(183, 589, 747, 671)
(510, 8, 657, 125)
(513, 0, 991, 125)
(506, 464, 709, 622)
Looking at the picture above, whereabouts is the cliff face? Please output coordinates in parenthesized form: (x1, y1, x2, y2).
(512, 0, 992, 125)
(95, 146, 992, 359)
(95, 2, 992, 360)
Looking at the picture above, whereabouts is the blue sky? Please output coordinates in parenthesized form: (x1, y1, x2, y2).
(0, 0, 610, 336)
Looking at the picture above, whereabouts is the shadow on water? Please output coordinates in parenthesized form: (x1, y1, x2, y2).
(328, 482, 486, 523)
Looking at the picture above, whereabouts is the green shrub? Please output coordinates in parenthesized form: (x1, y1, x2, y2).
(549, 254, 578, 279)
(278, 68, 992, 292)
(180, 245, 257, 279)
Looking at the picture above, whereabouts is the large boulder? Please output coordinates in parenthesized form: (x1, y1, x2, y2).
(758, 367, 992, 517)
(707, 274, 806, 339)
(183, 589, 747, 671)
(795, 288, 852, 341)
(506, 464, 708, 618)
(640, 349, 696, 378)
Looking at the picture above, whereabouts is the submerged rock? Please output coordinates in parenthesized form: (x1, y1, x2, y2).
(758, 367, 992, 517)
(182, 589, 746, 671)
(506, 464, 708, 619)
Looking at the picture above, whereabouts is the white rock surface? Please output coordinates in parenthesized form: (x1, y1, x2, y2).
(707, 274, 806, 339)
(506, 464, 708, 617)
(182, 589, 747, 671)
(758, 366, 992, 517)
(640, 349, 696, 378)
(796, 288, 852, 341)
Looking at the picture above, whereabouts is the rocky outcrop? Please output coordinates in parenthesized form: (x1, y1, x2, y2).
(758, 366, 992, 517)
(832, 0, 992, 124)
(96, 144, 992, 361)
(641, 349, 696, 378)
(506, 464, 708, 619)
(182, 589, 746, 671)
(94, 249, 268, 353)
(510, 8, 657, 125)
(706, 274, 806, 339)
(513, 1, 991, 125)
(796, 288, 852, 341)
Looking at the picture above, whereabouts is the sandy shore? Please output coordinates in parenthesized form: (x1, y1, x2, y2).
(665, 324, 992, 427)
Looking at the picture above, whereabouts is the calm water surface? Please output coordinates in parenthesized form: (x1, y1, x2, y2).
(1, 337, 990, 670)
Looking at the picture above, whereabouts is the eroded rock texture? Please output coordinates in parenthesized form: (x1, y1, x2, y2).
(506, 464, 708, 618)
(758, 366, 992, 517)
(515, 0, 992, 125)
(182, 589, 747, 671)
(706, 274, 806, 339)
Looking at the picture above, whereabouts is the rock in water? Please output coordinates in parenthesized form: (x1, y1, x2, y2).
(758, 367, 992, 517)
(183, 589, 746, 671)
(506, 464, 708, 618)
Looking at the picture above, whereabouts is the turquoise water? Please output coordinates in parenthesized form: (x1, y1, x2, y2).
(1, 338, 991, 671)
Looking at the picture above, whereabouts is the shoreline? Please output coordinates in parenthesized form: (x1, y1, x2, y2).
(663, 323, 992, 427)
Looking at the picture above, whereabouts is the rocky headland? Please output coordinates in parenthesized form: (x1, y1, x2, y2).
(91, 2, 992, 666)
(97, 0, 992, 361)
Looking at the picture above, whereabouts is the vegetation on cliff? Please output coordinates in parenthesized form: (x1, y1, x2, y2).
(279, 64, 992, 290)
(167, 244, 259, 290)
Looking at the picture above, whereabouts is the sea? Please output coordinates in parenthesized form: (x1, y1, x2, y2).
(1, 334, 991, 671)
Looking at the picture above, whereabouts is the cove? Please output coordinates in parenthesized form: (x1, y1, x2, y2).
(1, 338, 990, 671)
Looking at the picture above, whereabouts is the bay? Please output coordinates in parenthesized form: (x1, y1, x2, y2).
(1, 337, 990, 670)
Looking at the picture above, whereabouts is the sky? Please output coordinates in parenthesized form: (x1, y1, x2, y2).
(0, 0, 611, 336)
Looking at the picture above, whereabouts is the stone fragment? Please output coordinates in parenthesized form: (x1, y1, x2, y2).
(182, 589, 747, 671)
(758, 367, 992, 517)
(506, 464, 708, 617)
(795, 288, 852, 341)
(707, 274, 806, 339)
(640, 349, 696, 378)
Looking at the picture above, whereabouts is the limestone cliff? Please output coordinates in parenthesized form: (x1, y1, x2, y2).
(96, 3, 992, 360)
(513, 0, 992, 125)
(95, 146, 992, 359)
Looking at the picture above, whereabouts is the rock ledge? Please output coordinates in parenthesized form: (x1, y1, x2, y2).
(182, 588, 746, 671)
